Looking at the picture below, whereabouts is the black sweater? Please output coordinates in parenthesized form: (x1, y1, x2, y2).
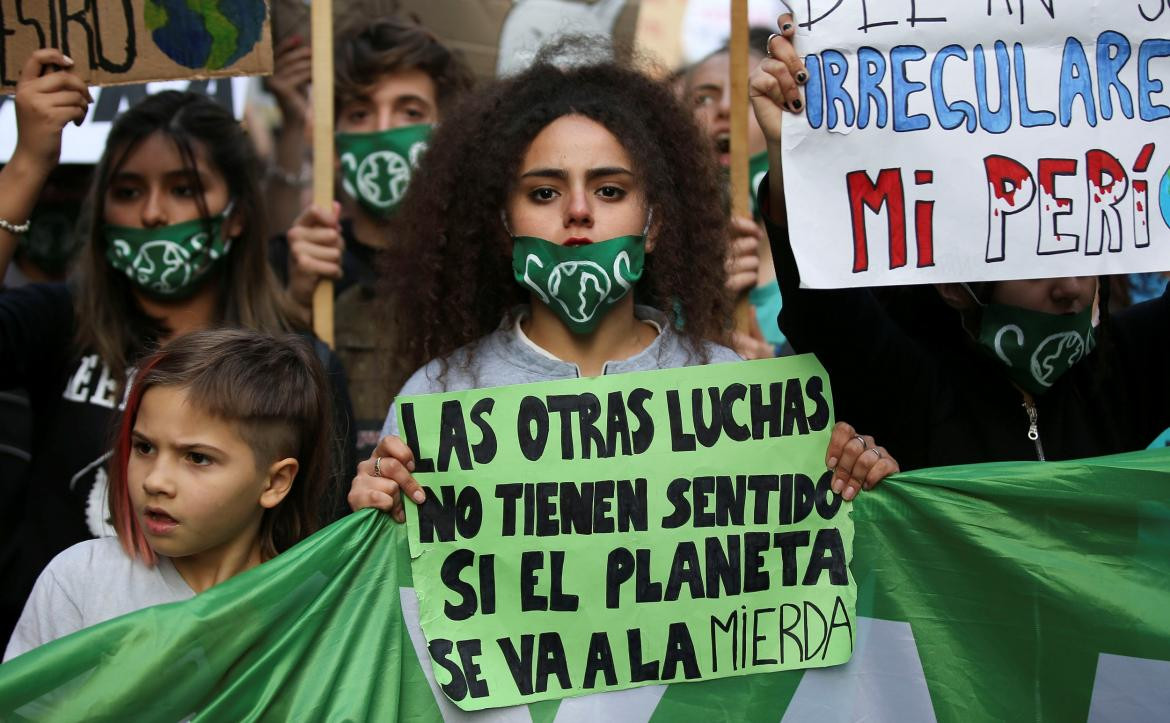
(0, 283, 356, 648)
(762, 176, 1170, 470)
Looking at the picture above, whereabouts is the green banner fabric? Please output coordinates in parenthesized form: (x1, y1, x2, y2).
(395, 357, 851, 709)
(2, 451, 1169, 721)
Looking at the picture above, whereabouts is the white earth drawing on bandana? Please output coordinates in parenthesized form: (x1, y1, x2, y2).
(547, 259, 611, 323)
(612, 250, 634, 293)
(114, 236, 209, 293)
(1029, 332, 1087, 388)
(409, 141, 427, 169)
(355, 150, 411, 209)
(992, 324, 1026, 365)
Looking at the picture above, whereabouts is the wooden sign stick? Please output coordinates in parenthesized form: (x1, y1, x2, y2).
(729, 0, 760, 338)
(311, 0, 335, 348)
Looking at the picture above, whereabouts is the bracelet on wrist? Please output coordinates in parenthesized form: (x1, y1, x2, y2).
(0, 216, 30, 235)
(266, 162, 311, 188)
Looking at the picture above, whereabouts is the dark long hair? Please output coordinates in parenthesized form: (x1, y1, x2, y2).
(383, 41, 733, 392)
(110, 329, 332, 564)
(74, 91, 299, 380)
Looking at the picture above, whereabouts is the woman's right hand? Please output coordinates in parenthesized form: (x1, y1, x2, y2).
(749, 14, 807, 146)
(287, 201, 344, 311)
(348, 434, 428, 523)
(13, 49, 91, 172)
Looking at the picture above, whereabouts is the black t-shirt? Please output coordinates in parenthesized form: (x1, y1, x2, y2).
(0, 283, 356, 648)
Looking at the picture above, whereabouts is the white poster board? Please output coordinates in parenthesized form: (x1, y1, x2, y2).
(781, 1, 1170, 287)
(0, 77, 248, 165)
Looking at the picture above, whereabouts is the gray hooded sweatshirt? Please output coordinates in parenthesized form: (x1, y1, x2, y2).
(383, 305, 742, 436)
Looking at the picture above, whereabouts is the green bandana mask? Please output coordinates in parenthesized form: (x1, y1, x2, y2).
(511, 232, 646, 335)
(336, 124, 431, 218)
(975, 299, 1097, 395)
(749, 150, 770, 218)
(104, 204, 234, 300)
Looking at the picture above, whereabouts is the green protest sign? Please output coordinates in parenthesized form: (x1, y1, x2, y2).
(396, 356, 854, 710)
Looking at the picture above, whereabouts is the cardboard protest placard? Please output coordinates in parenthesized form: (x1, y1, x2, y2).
(781, 1, 1170, 287)
(271, 0, 639, 80)
(0, 1, 273, 93)
(398, 356, 855, 710)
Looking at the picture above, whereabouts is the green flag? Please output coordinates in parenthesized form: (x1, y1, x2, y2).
(3, 450, 1169, 721)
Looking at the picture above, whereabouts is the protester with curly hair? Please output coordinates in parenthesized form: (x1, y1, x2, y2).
(346, 44, 901, 521)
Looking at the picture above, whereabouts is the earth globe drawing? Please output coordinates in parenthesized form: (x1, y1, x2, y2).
(1161, 164, 1170, 231)
(145, 0, 266, 70)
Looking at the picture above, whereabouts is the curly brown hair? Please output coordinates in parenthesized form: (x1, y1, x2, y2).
(383, 43, 732, 393)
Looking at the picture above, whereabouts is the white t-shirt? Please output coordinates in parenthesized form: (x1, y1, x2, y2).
(4, 537, 194, 661)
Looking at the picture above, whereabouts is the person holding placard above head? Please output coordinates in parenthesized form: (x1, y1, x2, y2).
(346, 39, 901, 523)
(683, 26, 789, 359)
(751, 16, 1170, 469)
(0, 51, 355, 649)
(271, 17, 475, 461)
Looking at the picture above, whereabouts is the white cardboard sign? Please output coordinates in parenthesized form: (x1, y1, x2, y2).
(0, 77, 247, 165)
(780, 0, 1170, 287)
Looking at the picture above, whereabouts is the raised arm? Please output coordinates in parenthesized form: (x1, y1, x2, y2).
(0, 50, 91, 280)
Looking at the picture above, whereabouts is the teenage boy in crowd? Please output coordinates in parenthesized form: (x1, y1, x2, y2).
(269, 19, 474, 460)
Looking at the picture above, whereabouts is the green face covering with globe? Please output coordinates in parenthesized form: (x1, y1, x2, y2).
(336, 125, 433, 218)
(511, 233, 647, 335)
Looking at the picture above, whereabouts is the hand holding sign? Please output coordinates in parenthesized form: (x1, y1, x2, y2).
(749, 14, 806, 144)
(13, 50, 92, 171)
(825, 421, 899, 501)
(349, 433, 426, 523)
(286, 202, 344, 315)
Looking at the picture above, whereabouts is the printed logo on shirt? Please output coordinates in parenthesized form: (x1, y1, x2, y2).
(61, 354, 133, 410)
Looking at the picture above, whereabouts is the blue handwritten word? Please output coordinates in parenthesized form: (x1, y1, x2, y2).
(804, 32, 1170, 133)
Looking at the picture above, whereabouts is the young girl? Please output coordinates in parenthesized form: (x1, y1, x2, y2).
(0, 50, 355, 645)
(347, 43, 899, 520)
(3, 329, 332, 661)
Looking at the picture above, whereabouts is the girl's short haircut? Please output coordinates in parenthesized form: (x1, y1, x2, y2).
(74, 91, 300, 382)
(383, 38, 732, 392)
(109, 329, 332, 565)
(335, 16, 475, 116)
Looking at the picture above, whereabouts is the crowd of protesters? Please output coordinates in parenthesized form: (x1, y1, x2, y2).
(0, 12, 1166, 662)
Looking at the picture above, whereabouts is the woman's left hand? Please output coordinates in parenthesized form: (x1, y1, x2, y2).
(825, 421, 899, 501)
(264, 35, 312, 127)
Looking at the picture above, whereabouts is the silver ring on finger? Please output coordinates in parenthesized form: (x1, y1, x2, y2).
(373, 456, 383, 478)
(853, 434, 867, 449)
(867, 447, 882, 460)
(766, 33, 780, 58)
